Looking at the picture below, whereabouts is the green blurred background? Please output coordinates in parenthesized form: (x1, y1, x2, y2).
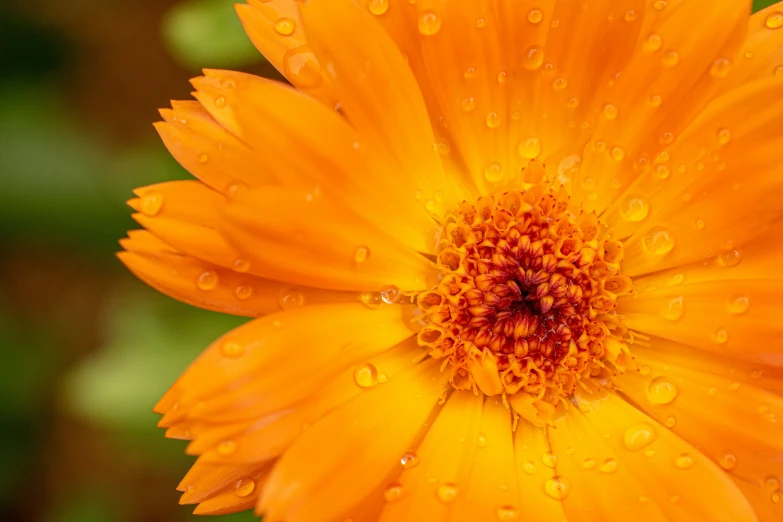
(0, 0, 777, 520)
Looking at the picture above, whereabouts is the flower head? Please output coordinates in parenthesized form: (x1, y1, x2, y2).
(120, 0, 783, 520)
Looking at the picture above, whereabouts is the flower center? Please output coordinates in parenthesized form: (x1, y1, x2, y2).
(416, 175, 635, 424)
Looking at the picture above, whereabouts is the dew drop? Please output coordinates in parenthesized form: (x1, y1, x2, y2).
(197, 271, 218, 291)
(602, 103, 618, 120)
(518, 137, 542, 159)
(649, 94, 663, 107)
(360, 291, 382, 309)
(653, 0, 668, 10)
(279, 289, 305, 310)
(274, 17, 295, 36)
(552, 77, 567, 90)
(610, 146, 626, 161)
(775, 65, 783, 77)
(621, 194, 649, 221)
(198, 153, 209, 164)
(464, 66, 478, 79)
(718, 249, 742, 267)
(582, 458, 595, 470)
(528, 8, 543, 24)
(714, 328, 729, 344)
(401, 451, 419, 469)
(476, 17, 487, 29)
(381, 285, 400, 304)
(542, 452, 557, 468)
(522, 460, 535, 475)
(354, 245, 371, 264)
(233, 258, 250, 273)
(235, 285, 253, 300)
(599, 458, 617, 474)
(648, 376, 679, 404)
(662, 50, 679, 67)
(660, 296, 684, 321)
(765, 12, 783, 29)
(437, 483, 458, 504)
(694, 218, 705, 230)
(544, 477, 570, 500)
(643, 227, 675, 255)
(644, 34, 663, 52)
(675, 453, 695, 469)
(235, 478, 255, 497)
(217, 440, 237, 456)
(764, 476, 781, 492)
(710, 58, 732, 78)
(624, 422, 657, 452)
(486, 112, 501, 128)
(377, 372, 388, 384)
(496, 505, 519, 520)
(729, 381, 741, 391)
(719, 452, 737, 470)
(221, 340, 245, 358)
(640, 366, 651, 376)
(717, 128, 732, 145)
(484, 162, 503, 183)
(522, 45, 544, 71)
(368, 0, 389, 15)
(140, 191, 164, 216)
(214, 96, 227, 108)
(654, 164, 670, 179)
(477, 433, 488, 448)
(354, 362, 379, 388)
(645, 449, 656, 458)
(669, 273, 685, 285)
(665, 415, 677, 428)
(728, 295, 750, 315)
(283, 47, 324, 89)
(772, 492, 781, 504)
(418, 11, 442, 35)
(384, 482, 404, 502)
(751, 369, 763, 380)
(624, 10, 638, 22)
(462, 97, 477, 112)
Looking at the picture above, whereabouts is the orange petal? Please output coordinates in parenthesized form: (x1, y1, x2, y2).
(156, 101, 272, 193)
(119, 231, 355, 318)
(574, 0, 749, 213)
(177, 459, 272, 504)
(614, 339, 783, 488)
(156, 303, 416, 426)
(719, 4, 783, 93)
(222, 186, 433, 292)
(731, 477, 783, 522)
(609, 78, 783, 277)
(377, 390, 483, 522)
(191, 338, 423, 463)
(299, 0, 473, 213)
(235, 0, 339, 105)
(512, 419, 566, 521)
(550, 393, 756, 520)
(257, 358, 448, 522)
(188, 70, 437, 252)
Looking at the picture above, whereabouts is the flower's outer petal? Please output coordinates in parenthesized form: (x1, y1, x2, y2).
(619, 278, 783, 365)
(575, 0, 749, 213)
(189, 70, 437, 253)
(119, 231, 353, 317)
(512, 420, 567, 521)
(547, 404, 670, 521)
(256, 358, 449, 522)
(377, 390, 483, 522)
(298, 0, 473, 214)
(614, 340, 783, 489)
(731, 478, 783, 522)
(610, 78, 783, 277)
(550, 394, 757, 521)
(155, 101, 273, 193)
(177, 459, 272, 514)
(190, 339, 423, 463)
(719, 4, 783, 93)
(450, 397, 521, 522)
(155, 304, 415, 426)
(221, 186, 433, 292)
(235, 0, 338, 105)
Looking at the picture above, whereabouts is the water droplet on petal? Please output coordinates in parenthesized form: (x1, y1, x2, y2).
(624, 422, 657, 452)
(644, 227, 675, 255)
(368, 0, 389, 15)
(221, 340, 244, 358)
(660, 296, 684, 321)
(644, 34, 663, 52)
(233, 258, 250, 273)
(354, 245, 371, 264)
(544, 477, 570, 500)
(437, 483, 458, 504)
(214, 96, 227, 108)
(217, 440, 237, 456)
(522, 460, 535, 474)
(710, 58, 732, 78)
(522, 45, 545, 70)
(599, 458, 617, 474)
(728, 295, 750, 315)
(419, 11, 442, 35)
(719, 452, 737, 470)
(486, 112, 501, 128)
(542, 452, 557, 468)
(381, 285, 400, 304)
(279, 289, 305, 309)
(765, 12, 783, 29)
(648, 376, 678, 404)
(484, 162, 503, 183)
(496, 505, 519, 520)
(602, 103, 618, 119)
(528, 8, 543, 24)
(401, 451, 419, 468)
(621, 194, 649, 221)
(198, 153, 209, 164)
(477, 433, 488, 448)
(582, 458, 595, 470)
(518, 137, 542, 159)
(714, 329, 729, 344)
(361, 291, 382, 309)
(140, 191, 164, 216)
(235, 285, 253, 300)
(274, 18, 295, 36)
(610, 146, 626, 161)
(552, 77, 567, 90)
(384, 482, 404, 502)
(719, 249, 742, 267)
(354, 362, 379, 388)
(662, 50, 679, 67)
(717, 128, 732, 145)
(462, 97, 477, 112)
(675, 453, 695, 469)
(665, 415, 677, 428)
(235, 478, 255, 497)
(197, 271, 218, 291)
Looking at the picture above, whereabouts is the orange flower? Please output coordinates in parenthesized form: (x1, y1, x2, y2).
(120, 1, 783, 520)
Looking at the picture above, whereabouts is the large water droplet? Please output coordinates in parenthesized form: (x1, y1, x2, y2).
(648, 376, 678, 404)
(644, 34, 663, 52)
(486, 112, 501, 128)
(368, 0, 389, 15)
(274, 17, 295, 36)
(643, 226, 675, 255)
(354, 362, 379, 388)
(765, 12, 783, 29)
(233, 258, 250, 273)
(624, 422, 657, 452)
(197, 271, 218, 291)
(527, 9, 543, 24)
(582, 458, 595, 470)
(523, 45, 544, 70)
(621, 194, 649, 221)
(418, 11, 442, 35)
(544, 477, 570, 500)
(518, 137, 542, 159)
(381, 285, 401, 304)
(235, 478, 255, 497)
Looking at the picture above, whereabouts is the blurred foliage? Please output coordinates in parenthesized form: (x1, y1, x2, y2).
(163, 0, 264, 70)
(754, 0, 779, 10)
